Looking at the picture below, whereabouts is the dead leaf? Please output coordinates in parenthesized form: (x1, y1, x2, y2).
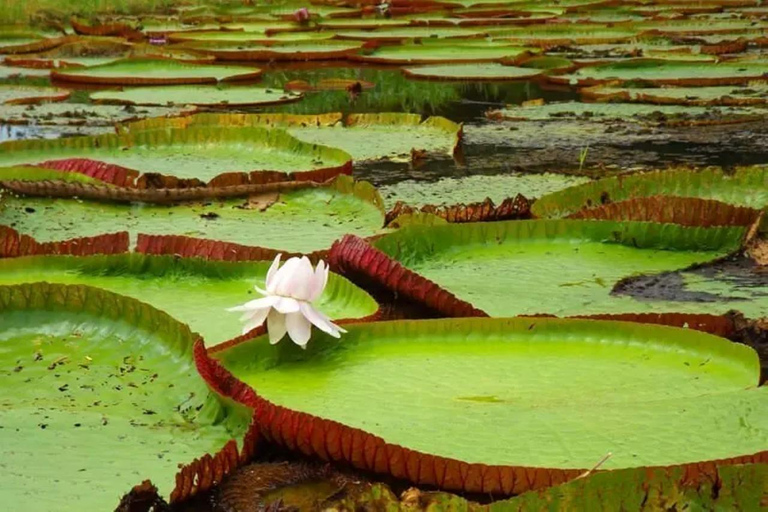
(243, 191, 279, 212)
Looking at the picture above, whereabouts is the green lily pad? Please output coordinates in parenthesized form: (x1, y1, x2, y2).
(0, 85, 70, 105)
(185, 40, 364, 61)
(0, 254, 377, 346)
(0, 181, 384, 254)
(334, 27, 488, 41)
(636, 18, 766, 35)
(0, 65, 50, 79)
(0, 166, 105, 185)
(169, 30, 336, 43)
(371, 219, 750, 317)
(120, 112, 461, 163)
(583, 83, 768, 106)
(532, 166, 768, 218)
(0, 103, 195, 129)
(489, 23, 639, 44)
(356, 41, 536, 64)
(553, 58, 768, 86)
(50, 57, 262, 85)
(488, 101, 764, 123)
(0, 126, 351, 184)
(403, 63, 542, 81)
(90, 85, 302, 107)
(316, 18, 411, 29)
(212, 316, 766, 481)
(0, 282, 249, 510)
(329, 463, 768, 510)
(379, 173, 591, 208)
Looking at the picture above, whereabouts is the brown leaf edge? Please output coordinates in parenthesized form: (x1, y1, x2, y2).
(135, 234, 329, 265)
(168, 416, 262, 504)
(327, 234, 488, 319)
(70, 18, 144, 40)
(36, 159, 140, 188)
(385, 195, 532, 226)
(0, 225, 128, 257)
(526, 312, 736, 339)
(30, 157, 352, 189)
(0, 179, 325, 205)
(567, 195, 763, 228)
(194, 335, 768, 496)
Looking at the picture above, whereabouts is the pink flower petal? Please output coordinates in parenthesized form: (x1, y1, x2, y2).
(300, 302, 346, 338)
(226, 295, 278, 313)
(272, 296, 301, 314)
(241, 307, 270, 335)
(265, 254, 281, 293)
(286, 311, 312, 348)
(267, 309, 287, 345)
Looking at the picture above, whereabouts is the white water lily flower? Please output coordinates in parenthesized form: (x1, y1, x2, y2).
(227, 254, 346, 348)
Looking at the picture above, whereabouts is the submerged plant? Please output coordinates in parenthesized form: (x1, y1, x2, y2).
(228, 255, 346, 348)
(579, 145, 590, 171)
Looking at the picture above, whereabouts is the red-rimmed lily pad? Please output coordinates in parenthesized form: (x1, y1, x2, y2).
(0, 176, 385, 254)
(333, 26, 489, 42)
(184, 40, 365, 61)
(0, 125, 352, 186)
(532, 165, 768, 218)
(50, 57, 263, 85)
(567, 195, 762, 228)
(551, 58, 768, 87)
(353, 41, 536, 64)
(0, 253, 378, 346)
(0, 103, 197, 131)
(487, 100, 766, 125)
(120, 112, 462, 163)
(0, 85, 70, 105)
(403, 62, 542, 81)
(0, 282, 250, 510)
(0, 35, 73, 55)
(200, 315, 768, 495)
(489, 23, 640, 45)
(582, 82, 768, 106)
(168, 29, 337, 44)
(3, 39, 215, 69)
(90, 85, 302, 107)
(331, 219, 752, 318)
(0, 64, 50, 79)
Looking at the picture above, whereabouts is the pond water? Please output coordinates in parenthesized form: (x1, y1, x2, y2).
(1, 4, 767, 511)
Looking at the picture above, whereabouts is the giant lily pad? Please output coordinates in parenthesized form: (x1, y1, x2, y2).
(0, 254, 377, 346)
(184, 40, 365, 61)
(0, 103, 196, 132)
(90, 85, 302, 107)
(120, 112, 462, 163)
(0, 64, 50, 79)
(0, 282, 249, 510)
(50, 57, 262, 85)
(403, 63, 542, 81)
(203, 315, 767, 495)
(552, 58, 768, 86)
(488, 101, 765, 124)
(0, 85, 70, 105)
(169, 30, 337, 44)
(532, 166, 768, 218)
(349, 220, 753, 318)
(489, 23, 640, 45)
(0, 125, 352, 185)
(334, 26, 488, 42)
(354, 41, 536, 64)
(636, 18, 767, 36)
(379, 173, 591, 208)
(0, 178, 384, 254)
(582, 83, 768, 106)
